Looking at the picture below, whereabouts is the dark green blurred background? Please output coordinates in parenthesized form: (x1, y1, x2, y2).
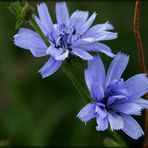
(0, 1, 148, 147)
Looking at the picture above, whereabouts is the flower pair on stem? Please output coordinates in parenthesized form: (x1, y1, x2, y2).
(13, 2, 148, 141)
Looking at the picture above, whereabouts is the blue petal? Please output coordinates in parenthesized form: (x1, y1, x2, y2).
(55, 50, 69, 61)
(56, 2, 69, 25)
(84, 56, 106, 100)
(133, 98, 148, 109)
(72, 41, 114, 57)
(112, 103, 142, 115)
(71, 39, 90, 47)
(70, 10, 89, 33)
(90, 83, 104, 101)
(84, 21, 114, 38)
(91, 43, 115, 57)
(29, 48, 48, 57)
(77, 12, 97, 36)
(71, 48, 93, 60)
(77, 103, 96, 124)
(124, 74, 148, 98)
(37, 3, 53, 31)
(82, 33, 117, 43)
(107, 95, 127, 106)
(39, 57, 63, 78)
(46, 46, 63, 59)
(105, 52, 129, 87)
(108, 113, 124, 131)
(121, 114, 144, 139)
(82, 21, 117, 41)
(82, 37, 96, 42)
(96, 116, 108, 131)
(14, 28, 47, 57)
(95, 31, 118, 41)
(34, 16, 49, 36)
(95, 106, 107, 118)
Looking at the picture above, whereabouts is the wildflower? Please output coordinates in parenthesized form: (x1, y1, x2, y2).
(77, 52, 148, 139)
(14, 2, 117, 78)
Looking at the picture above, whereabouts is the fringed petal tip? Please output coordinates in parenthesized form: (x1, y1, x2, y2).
(38, 57, 62, 78)
(121, 114, 144, 140)
(37, 2, 46, 8)
(124, 74, 148, 98)
(104, 21, 114, 30)
(77, 103, 96, 124)
(77, 115, 87, 125)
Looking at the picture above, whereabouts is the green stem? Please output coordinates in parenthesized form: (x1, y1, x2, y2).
(108, 129, 128, 147)
(30, 15, 50, 47)
(62, 65, 91, 103)
(29, 14, 126, 146)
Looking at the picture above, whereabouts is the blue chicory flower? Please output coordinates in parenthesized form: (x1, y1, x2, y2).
(77, 52, 148, 139)
(14, 2, 117, 78)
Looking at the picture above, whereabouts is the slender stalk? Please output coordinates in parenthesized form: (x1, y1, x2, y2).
(133, 0, 148, 147)
(62, 65, 91, 103)
(133, 0, 147, 73)
(108, 129, 128, 147)
(30, 16, 50, 47)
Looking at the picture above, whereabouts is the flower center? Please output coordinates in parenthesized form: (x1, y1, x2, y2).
(54, 24, 76, 51)
(58, 32, 70, 49)
(101, 79, 127, 110)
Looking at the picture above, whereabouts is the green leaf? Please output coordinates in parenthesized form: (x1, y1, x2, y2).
(9, 2, 34, 29)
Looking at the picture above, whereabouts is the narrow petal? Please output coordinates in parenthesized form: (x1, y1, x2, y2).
(124, 74, 148, 98)
(83, 21, 117, 41)
(108, 113, 124, 131)
(70, 10, 89, 33)
(55, 50, 69, 61)
(56, 2, 69, 25)
(39, 57, 63, 78)
(72, 41, 114, 57)
(121, 114, 144, 139)
(92, 43, 115, 57)
(29, 48, 48, 57)
(82, 37, 96, 42)
(107, 95, 127, 106)
(86, 55, 106, 86)
(37, 3, 53, 31)
(77, 103, 96, 124)
(14, 28, 47, 57)
(96, 116, 108, 131)
(90, 83, 104, 101)
(84, 21, 114, 38)
(39, 57, 54, 75)
(95, 31, 118, 41)
(46, 46, 63, 59)
(133, 98, 148, 109)
(14, 28, 46, 49)
(84, 56, 106, 99)
(71, 48, 93, 60)
(77, 12, 97, 36)
(95, 106, 107, 118)
(82, 32, 117, 42)
(105, 52, 129, 87)
(71, 39, 90, 48)
(34, 15, 49, 36)
(112, 103, 142, 115)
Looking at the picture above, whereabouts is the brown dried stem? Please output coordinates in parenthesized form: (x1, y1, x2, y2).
(133, 0, 147, 73)
(133, 0, 148, 147)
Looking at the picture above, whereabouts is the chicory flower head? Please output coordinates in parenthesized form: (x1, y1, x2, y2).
(77, 52, 148, 139)
(14, 2, 117, 78)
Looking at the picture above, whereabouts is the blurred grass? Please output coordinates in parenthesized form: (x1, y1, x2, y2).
(0, 1, 148, 147)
